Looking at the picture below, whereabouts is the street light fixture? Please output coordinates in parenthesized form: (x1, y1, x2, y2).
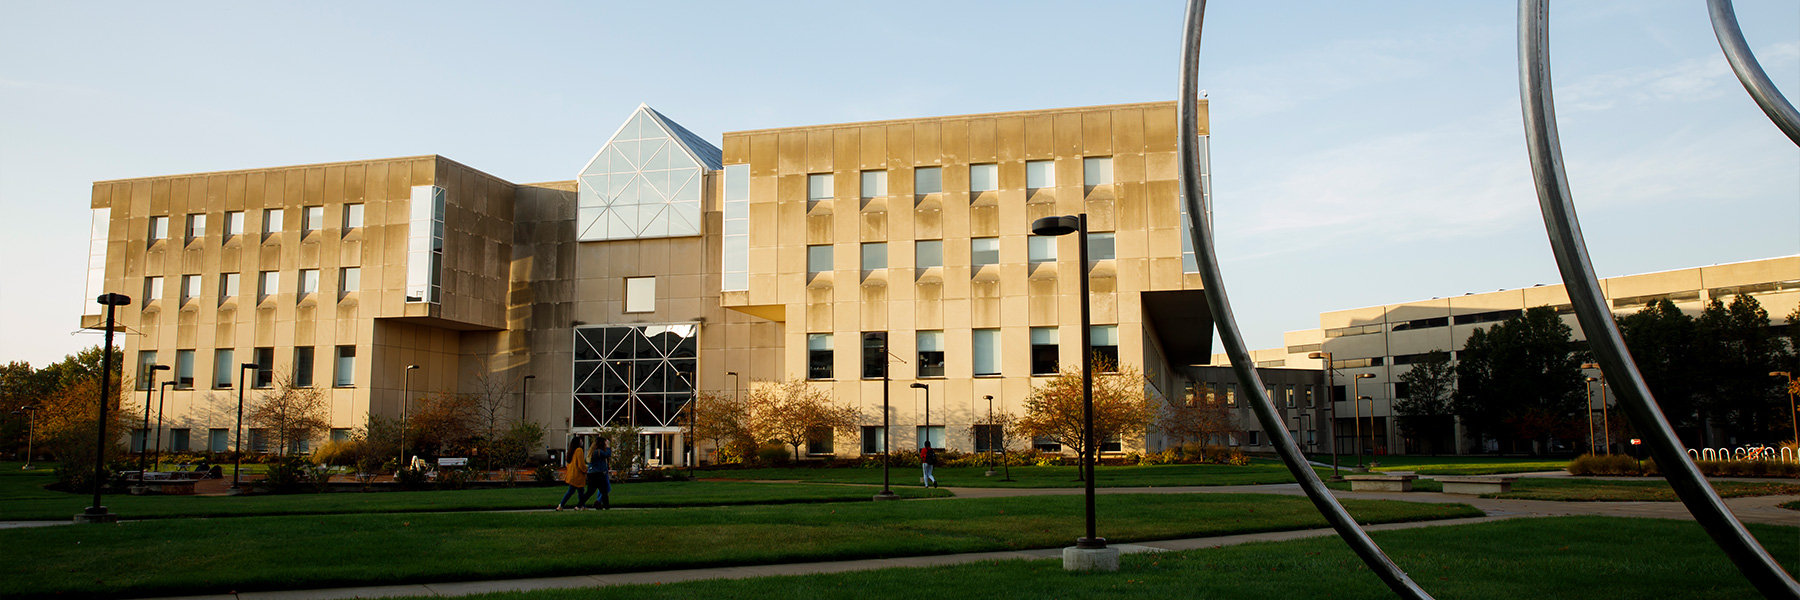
(228, 361, 257, 495)
(136, 364, 170, 482)
(909, 382, 930, 453)
(1307, 351, 1341, 480)
(1031, 213, 1104, 553)
(81, 292, 130, 523)
(983, 394, 997, 477)
(874, 351, 907, 501)
(13, 405, 41, 470)
(1773, 371, 1796, 447)
(1351, 373, 1375, 469)
(154, 381, 174, 472)
(400, 364, 420, 472)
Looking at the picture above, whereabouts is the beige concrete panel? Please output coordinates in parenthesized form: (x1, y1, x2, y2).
(750, 134, 778, 177)
(1085, 199, 1116, 232)
(1055, 113, 1083, 157)
(969, 204, 998, 238)
(1112, 108, 1146, 155)
(1521, 283, 1572, 309)
(1447, 290, 1528, 314)
(1320, 305, 1387, 329)
(943, 296, 970, 331)
(858, 126, 886, 169)
(995, 117, 1025, 163)
(915, 282, 942, 331)
(1024, 115, 1054, 160)
(1144, 105, 1178, 153)
(1089, 276, 1118, 324)
(859, 210, 886, 242)
(886, 126, 914, 179)
(806, 129, 833, 174)
(1386, 300, 1450, 323)
(1116, 185, 1146, 233)
(722, 134, 749, 165)
(861, 284, 888, 331)
(1082, 111, 1113, 156)
(1607, 268, 1702, 299)
(941, 120, 968, 168)
(832, 128, 859, 176)
(913, 122, 941, 166)
(966, 118, 997, 163)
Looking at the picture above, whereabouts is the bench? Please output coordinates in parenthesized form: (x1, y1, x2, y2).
(1434, 476, 1519, 495)
(1343, 473, 1418, 492)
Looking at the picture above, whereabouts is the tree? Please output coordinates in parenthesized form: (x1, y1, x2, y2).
(407, 390, 477, 458)
(247, 377, 330, 456)
(1017, 360, 1157, 478)
(1451, 306, 1585, 455)
(1156, 384, 1240, 449)
(1697, 295, 1793, 443)
(1392, 350, 1455, 454)
(40, 376, 138, 492)
(689, 390, 751, 464)
(1618, 298, 1704, 438)
(746, 379, 862, 461)
(464, 370, 520, 473)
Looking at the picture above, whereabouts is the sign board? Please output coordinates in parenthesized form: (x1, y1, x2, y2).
(1629, 439, 1641, 445)
(438, 458, 469, 467)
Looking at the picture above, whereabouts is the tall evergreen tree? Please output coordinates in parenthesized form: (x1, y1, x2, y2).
(1452, 306, 1585, 454)
(1617, 299, 1703, 436)
(1392, 350, 1454, 454)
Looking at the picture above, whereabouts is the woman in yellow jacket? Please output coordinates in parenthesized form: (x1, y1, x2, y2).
(555, 437, 590, 511)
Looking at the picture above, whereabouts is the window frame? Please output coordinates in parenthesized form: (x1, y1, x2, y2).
(968, 163, 998, 193)
(623, 276, 656, 313)
(807, 333, 833, 380)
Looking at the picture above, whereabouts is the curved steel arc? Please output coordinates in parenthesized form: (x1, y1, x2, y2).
(1519, 2, 1800, 598)
(1176, 2, 1434, 598)
(1708, 0, 1800, 144)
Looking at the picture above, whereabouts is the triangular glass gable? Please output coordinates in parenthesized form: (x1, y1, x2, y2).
(576, 104, 724, 241)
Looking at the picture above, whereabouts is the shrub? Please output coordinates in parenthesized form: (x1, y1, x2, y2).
(311, 439, 358, 467)
(395, 467, 429, 490)
(435, 468, 470, 491)
(532, 464, 558, 484)
(756, 443, 791, 466)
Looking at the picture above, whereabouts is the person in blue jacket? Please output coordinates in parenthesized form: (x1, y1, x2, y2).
(586, 436, 614, 510)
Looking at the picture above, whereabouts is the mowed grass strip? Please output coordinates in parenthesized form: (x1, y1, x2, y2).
(441, 517, 1797, 600)
(707, 462, 1303, 488)
(0, 493, 1480, 599)
(1355, 455, 1569, 475)
(1326, 476, 1800, 501)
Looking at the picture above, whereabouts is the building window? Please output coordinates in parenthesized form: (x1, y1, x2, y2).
(185, 214, 205, 243)
(1031, 327, 1059, 375)
(916, 426, 945, 449)
(1028, 236, 1057, 263)
(1227, 383, 1238, 407)
(293, 346, 314, 388)
(861, 243, 887, 270)
(721, 164, 750, 292)
(298, 269, 320, 297)
(136, 350, 159, 390)
(220, 273, 240, 303)
(1284, 387, 1296, 408)
(1090, 325, 1119, 369)
(861, 332, 887, 379)
(807, 426, 835, 455)
(916, 330, 945, 378)
(406, 186, 446, 303)
(253, 347, 274, 388)
(807, 173, 832, 209)
(807, 333, 833, 380)
(1087, 233, 1116, 260)
(1025, 160, 1055, 189)
(1083, 157, 1113, 185)
(343, 203, 364, 230)
(174, 349, 195, 389)
(149, 216, 169, 241)
(973, 424, 1002, 452)
(330, 428, 352, 442)
(302, 205, 324, 235)
(339, 267, 360, 294)
(1033, 436, 1061, 452)
(334, 346, 356, 387)
(860, 170, 886, 198)
(915, 240, 943, 269)
(969, 163, 998, 193)
(208, 428, 228, 452)
(213, 349, 235, 389)
(972, 328, 1001, 376)
(914, 167, 942, 194)
(258, 271, 279, 302)
(143, 276, 163, 305)
(224, 211, 244, 237)
(262, 208, 283, 239)
(180, 274, 201, 304)
(970, 237, 999, 268)
(624, 277, 655, 313)
(1304, 386, 1315, 408)
(1101, 435, 1123, 453)
(250, 428, 269, 453)
(171, 428, 191, 452)
(1247, 431, 1262, 446)
(807, 245, 833, 275)
(862, 426, 886, 454)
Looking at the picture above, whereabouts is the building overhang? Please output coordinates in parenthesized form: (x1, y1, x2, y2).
(1140, 289, 1217, 366)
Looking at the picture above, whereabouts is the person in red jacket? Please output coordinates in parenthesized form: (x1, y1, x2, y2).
(919, 441, 938, 488)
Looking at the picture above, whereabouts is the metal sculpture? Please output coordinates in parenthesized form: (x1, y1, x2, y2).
(1707, 0, 1800, 144)
(1176, 2, 1435, 598)
(1519, 1, 1798, 597)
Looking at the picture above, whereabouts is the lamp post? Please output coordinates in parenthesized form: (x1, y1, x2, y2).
(399, 364, 419, 472)
(13, 405, 41, 470)
(909, 382, 930, 453)
(228, 361, 256, 495)
(1351, 373, 1374, 469)
(521, 374, 535, 422)
(153, 380, 174, 472)
(983, 394, 996, 477)
(1031, 213, 1104, 552)
(677, 371, 694, 478)
(875, 351, 906, 501)
(1307, 351, 1341, 479)
(136, 364, 170, 481)
(1773, 371, 1796, 447)
(724, 371, 739, 468)
(1584, 377, 1599, 455)
(1581, 363, 1611, 454)
(80, 292, 130, 523)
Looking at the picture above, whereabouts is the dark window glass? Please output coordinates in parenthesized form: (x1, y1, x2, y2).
(1101, 436, 1123, 453)
(973, 424, 1001, 452)
(862, 332, 887, 379)
(253, 347, 274, 388)
(807, 426, 835, 455)
(293, 347, 314, 388)
(1033, 436, 1061, 452)
(861, 426, 885, 454)
(1031, 343, 1058, 375)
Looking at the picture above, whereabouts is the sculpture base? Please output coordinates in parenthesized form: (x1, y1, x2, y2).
(74, 509, 118, 524)
(1062, 546, 1120, 572)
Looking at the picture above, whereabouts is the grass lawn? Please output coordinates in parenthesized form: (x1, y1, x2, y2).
(444, 517, 1798, 600)
(1324, 476, 1800, 501)
(1334, 455, 1570, 475)
(0, 493, 1480, 599)
(1782, 500, 1798, 511)
(704, 462, 1305, 488)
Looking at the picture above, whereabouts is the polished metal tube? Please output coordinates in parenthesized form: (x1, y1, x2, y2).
(1708, 0, 1800, 144)
(1177, 1, 1434, 597)
(1519, 1, 1799, 597)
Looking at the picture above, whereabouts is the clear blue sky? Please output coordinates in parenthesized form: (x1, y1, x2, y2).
(2, 1, 1795, 367)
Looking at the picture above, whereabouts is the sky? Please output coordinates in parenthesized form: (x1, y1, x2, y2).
(1, 1, 1795, 367)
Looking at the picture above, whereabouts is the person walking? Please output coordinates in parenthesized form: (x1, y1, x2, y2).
(919, 441, 938, 488)
(555, 437, 589, 511)
(587, 436, 614, 510)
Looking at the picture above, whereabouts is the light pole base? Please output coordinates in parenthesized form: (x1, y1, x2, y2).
(225, 486, 246, 496)
(872, 490, 901, 501)
(21, 464, 35, 471)
(1063, 545, 1120, 572)
(74, 509, 118, 524)
(984, 469, 996, 477)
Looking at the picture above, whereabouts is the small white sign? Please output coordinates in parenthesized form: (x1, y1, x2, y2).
(438, 458, 468, 467)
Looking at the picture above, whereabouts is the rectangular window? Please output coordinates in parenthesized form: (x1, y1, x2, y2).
(298, 269, 320, 296)
(143, 276, 163, 304)
(406, 185, 446, 303)
(1284, 387, 1296, 408)
(1025, 160, 1055, 189)
(1033, 436, 1062, 452)
(972, 328, 1001, 376)
(973, 424, 1001, 453)
(1087, 232, 1116, 260)
(916, 330, 945, 378)
(1227, 383, 1238, 407)
(969, 163, 998, 193)
(970, 237, 999, 268)
(806, 426, 835, 455)
(1247, 431, 1262, 446)
(262, 208, 283, 238)
(1031, 327, 1059, 375)
(208, 428, 229, 452)
(914, 167, 942, 194)
(722, 164, 750, 292)
(180, 274, 201, 304)
(334, 345, 356, 387)
(1028, 236, 1057, 263)
(624, 276, 655, 313)
(807, 173, 833, 206)
(220, 273, 240, 303)
(258, 271, 279, 302)
(213, 349, 235, 389)
(253, 347, 274, 388)
(862, 426, 886, 454)
(914, 240, 943, 269)
(860, 170, 887, 198)
(175, 349, 194, 389)
(343, 203, 364, 230)
(861, 332, 887, 379)
(171, 428, 191, 452)
(302, 205, 324, 234)
(185, 214, 205, 242)
(339, 267, 360, 293)
(224, 211, 244, 237)
(806, 245, 833, 275)
(293, 346, 314, 388)
(1091, 325, 1119, 370)
(149, 216, 169, 241)
(860, 242, 887, 270)
(330, 428, 352, 442)
(250, 429, 269, 453)
(807, 333, 833, 380)
(136, 350, 159, 390)
(1083, 157, 1113, 185)
(1101, 435, 1123, 453)
(916, 426, 945, 449)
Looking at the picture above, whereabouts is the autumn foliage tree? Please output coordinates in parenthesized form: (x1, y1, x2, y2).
(689, 390, 752, 464)
(1156, 384, 1241, 448)
(747, 379, 861, 461)
(1017, 361, 1156, 478)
